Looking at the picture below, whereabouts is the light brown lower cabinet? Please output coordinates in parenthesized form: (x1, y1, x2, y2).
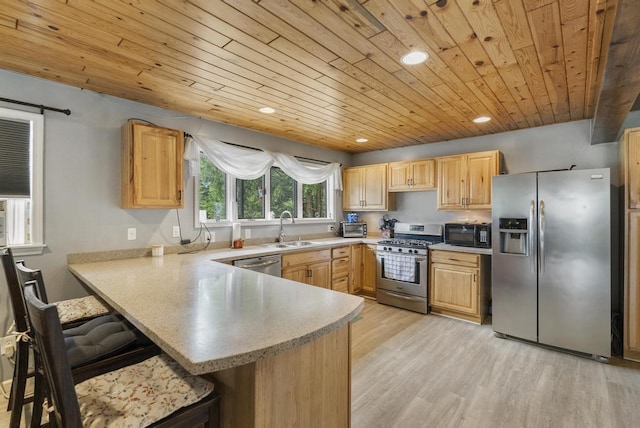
(626, 212, 640, 359)
(350, 244, 363, 294)
(282, 249, 331, 289)
(361, 244, 377, 296)
(332, 246, 351, 293)
(429, 250, 490, 324)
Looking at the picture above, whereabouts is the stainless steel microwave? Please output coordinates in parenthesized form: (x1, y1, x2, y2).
(444, 222, 491, 248)
(341, 222, 367, 238)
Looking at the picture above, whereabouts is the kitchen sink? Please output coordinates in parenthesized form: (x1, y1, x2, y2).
(285, 241, 317, 247)
(264, 243, 290, 248)
(263, 241, 318, 248)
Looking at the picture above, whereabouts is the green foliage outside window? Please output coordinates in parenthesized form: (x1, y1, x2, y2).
(199, 154, 330, 221)
(270, 167, 295, 217)
(199, 155, 226, 220)
(303, 183, 327, 218)
(237, 176, 265, 219)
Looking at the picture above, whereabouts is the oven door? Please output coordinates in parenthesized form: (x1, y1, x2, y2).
(375, 252, 428, 297)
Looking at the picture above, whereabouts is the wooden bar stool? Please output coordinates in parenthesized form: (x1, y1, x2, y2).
(1, 248, 158, 427)
(15, 260, 110, 326)
(24, 283, 221, 427)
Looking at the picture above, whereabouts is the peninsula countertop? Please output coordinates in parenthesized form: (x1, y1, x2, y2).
(69, 252, 364, 375)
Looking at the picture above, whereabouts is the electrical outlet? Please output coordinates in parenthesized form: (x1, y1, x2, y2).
(244, 229, 251, 239)
(210, 232, 215, 242)
(327, 225, 333, 232)
(1, 335, 14, 357)
(173, 226, 181, 238)
(127, 228, 136, 240)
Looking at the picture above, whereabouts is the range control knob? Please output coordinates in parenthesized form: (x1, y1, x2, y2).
(398, 248, 402, 252)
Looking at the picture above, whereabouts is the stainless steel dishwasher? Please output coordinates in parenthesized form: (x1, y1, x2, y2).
(233, 254, 282, 277)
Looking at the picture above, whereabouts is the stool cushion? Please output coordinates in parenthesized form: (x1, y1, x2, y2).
(77, 354, 214, 427)
(63, 314, 138, 367)
(55, 295, 110, 325)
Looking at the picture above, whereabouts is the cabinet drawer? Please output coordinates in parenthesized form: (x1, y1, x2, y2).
(282, 249, 331, 268)
(333, 276, 349, 293)
(430, 250, 479, 268)
(332, 246, 350, 258)
(332, 257, 350, 278)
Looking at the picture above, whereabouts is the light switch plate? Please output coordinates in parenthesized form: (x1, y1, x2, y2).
(127, 228, 136, 240)
(173, 226, 181, 238)
(244, 229, 251, 239)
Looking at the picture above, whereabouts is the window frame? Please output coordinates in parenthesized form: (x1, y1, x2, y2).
(194, 155, 335, 227)
(0, 107, 44, 255)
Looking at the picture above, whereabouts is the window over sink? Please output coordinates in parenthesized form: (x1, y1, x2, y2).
(197, 153, 333, 223)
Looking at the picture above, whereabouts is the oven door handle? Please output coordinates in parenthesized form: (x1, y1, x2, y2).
(384, 291, 425, 302)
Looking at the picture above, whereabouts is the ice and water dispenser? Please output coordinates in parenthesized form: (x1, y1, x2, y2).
(499, 218, 528, 255)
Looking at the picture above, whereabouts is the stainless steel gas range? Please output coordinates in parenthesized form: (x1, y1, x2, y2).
(376, 223, 443, 314)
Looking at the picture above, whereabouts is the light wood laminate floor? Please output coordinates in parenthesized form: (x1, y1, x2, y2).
(351, 299, 640, 428)
(3, 298, 640, 427)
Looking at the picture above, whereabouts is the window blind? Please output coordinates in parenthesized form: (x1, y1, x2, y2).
(0, 118, 31, 197)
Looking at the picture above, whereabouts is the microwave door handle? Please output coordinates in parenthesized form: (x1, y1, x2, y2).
(529, 200, 535, 273)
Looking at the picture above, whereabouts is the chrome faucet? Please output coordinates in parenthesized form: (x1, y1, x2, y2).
(279, 210, 294, 242)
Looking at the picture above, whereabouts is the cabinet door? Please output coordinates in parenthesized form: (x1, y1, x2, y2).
(362, 244, 377, 294)
(430, 263, 479, 316)
(362, 164, 387, 210)
(282, 265, 309, 284)
(342, 167, 363, 210)
(350, 244, 363, 294)
(466, 151, 498, 209)
(388, 162, 410, 191)
(122, 122, 184, 208)
(437, 156, 464, 209)
(628, 212, 640, 354)
(410, 159, 436, 190)
(628, 131, 640, 209)
(308, 261, 331, 289)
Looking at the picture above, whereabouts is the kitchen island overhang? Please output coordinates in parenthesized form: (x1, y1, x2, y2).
(69, 253, 363, 427)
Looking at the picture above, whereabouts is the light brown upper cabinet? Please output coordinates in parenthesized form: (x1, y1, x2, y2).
(436, 150, 501, 210)
(121, 121, 184, 209)
(342, 163, 393, 211)
(388, 159, 436, 192)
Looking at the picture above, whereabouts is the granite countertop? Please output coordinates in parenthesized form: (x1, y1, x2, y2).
(207, 236, 381, 262)
(69, 251, 364, 375)
(429, 243, 493, 256)
(68, 236, 383, 264)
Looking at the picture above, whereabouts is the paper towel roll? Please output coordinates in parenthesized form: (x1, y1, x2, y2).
(232, 223, 241, 241)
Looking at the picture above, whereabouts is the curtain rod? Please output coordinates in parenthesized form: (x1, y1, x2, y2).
(186, 134, 339, 166)
(0, 97, 71, 116)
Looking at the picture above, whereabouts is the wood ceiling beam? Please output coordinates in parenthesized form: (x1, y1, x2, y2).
(591, 0, 640, 144)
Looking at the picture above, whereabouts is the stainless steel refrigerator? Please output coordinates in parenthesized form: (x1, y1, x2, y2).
(491, 168, 611, 358)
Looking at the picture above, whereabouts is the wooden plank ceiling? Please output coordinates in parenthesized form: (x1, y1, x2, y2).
(0, 0, 622, 153)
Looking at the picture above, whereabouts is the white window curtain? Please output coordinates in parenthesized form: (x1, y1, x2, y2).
(184, 136, 342, 190)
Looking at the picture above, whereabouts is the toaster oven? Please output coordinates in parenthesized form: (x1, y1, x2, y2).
(341, 222, 367, 238)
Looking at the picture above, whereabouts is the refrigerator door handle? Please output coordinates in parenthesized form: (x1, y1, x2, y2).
(529, 200, 535, 273)
(539, 200, 545, 274)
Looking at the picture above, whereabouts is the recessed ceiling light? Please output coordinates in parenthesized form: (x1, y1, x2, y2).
(472, 116, 491, 123)
(401, 51, 429, 65)
(356, 138, 368, 143)
(259, 107, 275, 114)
